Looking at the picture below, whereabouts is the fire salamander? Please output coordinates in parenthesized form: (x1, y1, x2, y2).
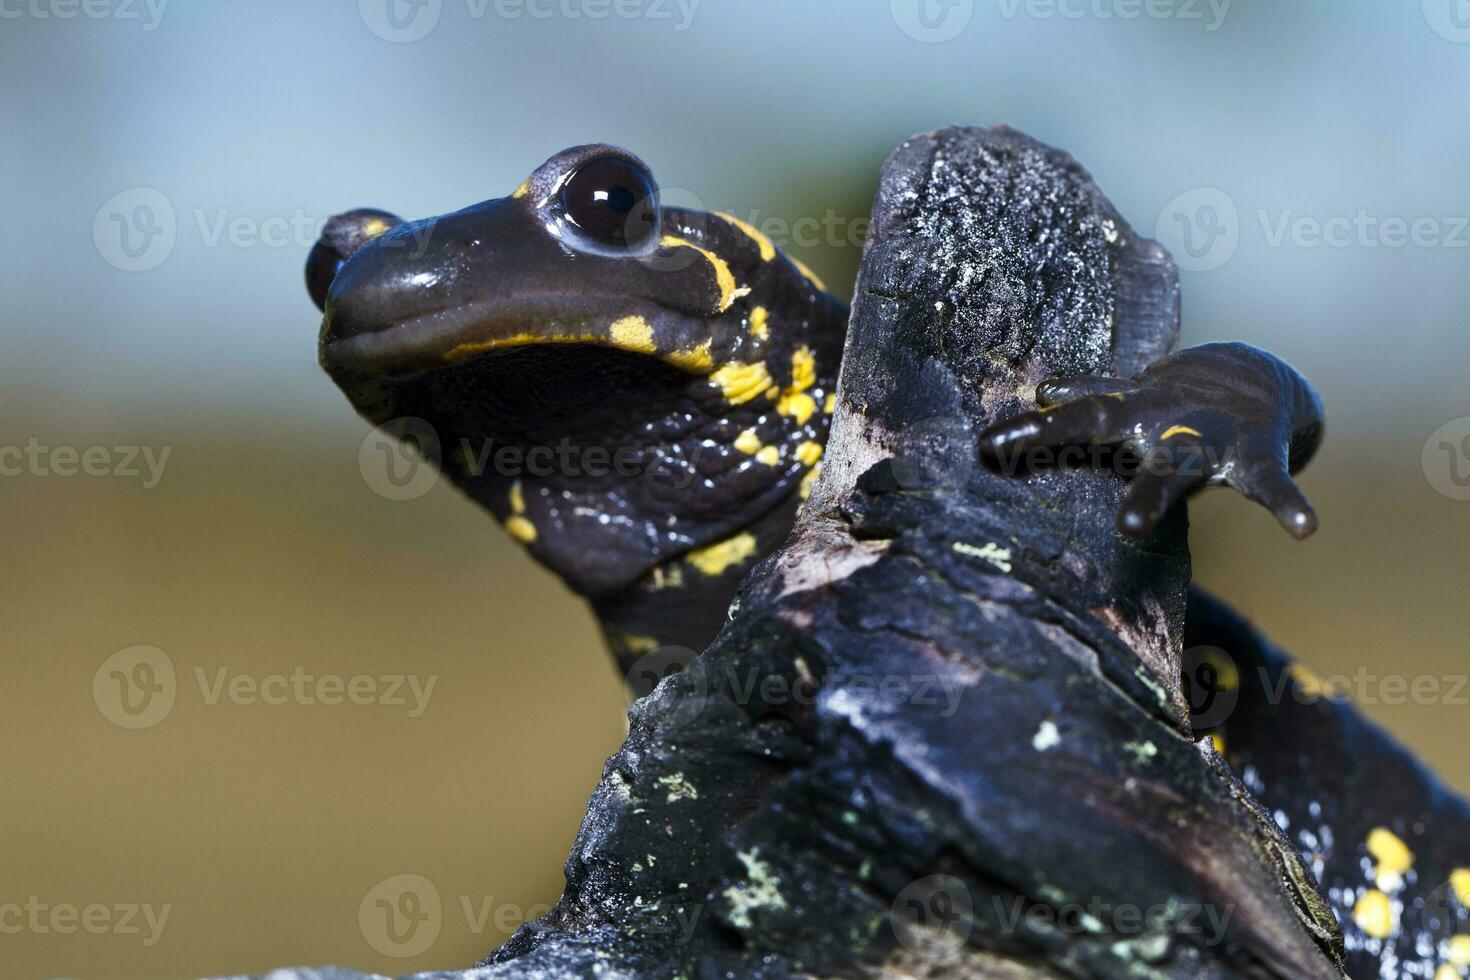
(308, 142, 1469, 979)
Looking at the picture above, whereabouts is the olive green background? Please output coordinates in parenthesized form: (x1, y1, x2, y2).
(3, 2, 1469, 978)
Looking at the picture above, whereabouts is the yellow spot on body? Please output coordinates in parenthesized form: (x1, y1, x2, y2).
(661, 234, 745, 312)
(1210, 732, 1226, 755)
(1367, 828, 1414, 890)
(1288, 663, 1327, 703)
(1451, 868, 1470, 906)
(361, 218, 393, 239)
(505, 480, 535, 541)
(799, 463, 822, 500)
(788, 346, 816, 392)
(609, 631, 660, 656)
(715, 212, 776, 261)
(773, 346, 818, 422)
(1448, 934, 1470, 967)
(749, 305, 770, 339)
(1160, 425, 1203, 440)
(709, 360, 773, 404)
(795, 441, 824, 467)
(777, 391, 816, 424)
(1434, 964, 1461, 980)
(1353, 889, 1396, 939)
(733, 428, 763, 455)
(666, 339, 713, 372)
(823, 392, 837, 414)
(505, 515, 537, 543)
(685, 532, 758, 576)
(789, 255, 827, 292)
(512, 180, 530, 199)
(755, 445, 781, 466)
(608, 315, 657, 354)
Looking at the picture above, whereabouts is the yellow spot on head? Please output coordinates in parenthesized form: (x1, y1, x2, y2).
(1209, 732, 1226, 755)
(788, 255, 827, 292)
(795, 441, 823, 467)
(1160, 425, 1203, 441)
(512, 180, 530, 199)
(608, 315, 656, 354)
(1367, 828, 1414, 890)
(509, 480, 526, 515)
(685, 532, 757, 576)
(715, 212, 776, 261)
(1353, 889, 1396, 939)
(733, 428, 762, 455)
(665, 338, 713, 372)
(755, 445, 781, 466)
(661, 234, 746, 312)
(709, 360, 773, 405)
(749, 305, 769, 339)
(361, 218, 393, 239)
(776, 391, 816, 425)
(505, 515, 537, 543)
(1450, 868, 1470, 906)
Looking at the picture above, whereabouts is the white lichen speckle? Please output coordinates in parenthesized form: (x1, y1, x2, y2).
(657, 772, 699, 803)
(1032, 720, 1061, 751)
(953, 541, 1013, 573)
(722, 847, 788, 929)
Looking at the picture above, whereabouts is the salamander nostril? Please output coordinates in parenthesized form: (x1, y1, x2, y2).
(306, 208, 404, 312)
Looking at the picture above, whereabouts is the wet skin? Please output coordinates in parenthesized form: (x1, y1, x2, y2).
(310, 144, 1468, 977)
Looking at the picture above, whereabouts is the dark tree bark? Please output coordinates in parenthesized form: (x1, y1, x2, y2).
(254, 127, 1346, 980)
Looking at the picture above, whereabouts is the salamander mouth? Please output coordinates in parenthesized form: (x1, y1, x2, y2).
(383, 342, 702, 459)
(319, 293, 721, 391)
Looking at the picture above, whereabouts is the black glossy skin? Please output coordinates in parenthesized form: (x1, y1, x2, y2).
(310, 144, 1469, 979)
(312, 145, 848, 670)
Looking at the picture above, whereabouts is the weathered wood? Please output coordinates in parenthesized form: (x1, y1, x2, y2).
(253, 127, 1347, 980)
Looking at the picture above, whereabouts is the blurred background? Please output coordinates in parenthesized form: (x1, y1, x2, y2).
(3, 1, 1468, 977)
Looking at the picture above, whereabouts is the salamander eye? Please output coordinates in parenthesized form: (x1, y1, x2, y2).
(559, 156, 659, 251)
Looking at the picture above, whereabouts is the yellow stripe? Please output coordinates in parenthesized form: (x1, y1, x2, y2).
(715, 212, 776, 261)
(661, 234, 744, 312)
